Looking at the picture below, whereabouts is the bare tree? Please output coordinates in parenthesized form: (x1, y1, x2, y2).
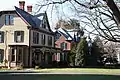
(35, 0, 120, 42)
(103, 40, 118, 64)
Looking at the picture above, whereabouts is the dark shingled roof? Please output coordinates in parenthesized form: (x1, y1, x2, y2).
(15, 6, 41, 28)
(55, 28, 81, 42)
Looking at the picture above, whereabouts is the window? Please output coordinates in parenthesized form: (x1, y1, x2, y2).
(11, 49, 15, 61)
(60, 42, 67, 50)
(14, 31, 24, 42)
(42, 19, 46, 29)
(0, 31, 4, 43)
(5, 15, 14, 25)
(33, 32, 39, 44)
(41, 34, 46, 45)
(55, 33, 61, 41)
(48, 36, 52, 46)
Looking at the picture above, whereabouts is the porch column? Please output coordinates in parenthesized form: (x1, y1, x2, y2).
(8, 47, 11, 69)
(29, 48, 32, 67)
(15, 47, 17, 62)
(45, 53, 48, 64)
(117, 53, 120, 63)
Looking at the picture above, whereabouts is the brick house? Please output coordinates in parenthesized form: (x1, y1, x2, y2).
(55, 28, 81, 63)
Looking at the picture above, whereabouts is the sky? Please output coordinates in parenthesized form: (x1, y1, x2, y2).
(0, 0, 98, 39)
(0, 0, 58, 30)
(0, 0, 94, 37)
(0, 0, 37, 11)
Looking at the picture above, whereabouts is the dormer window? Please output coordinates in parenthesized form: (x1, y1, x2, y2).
(5, 15, 14, 25)
(42, 19, 46, 29)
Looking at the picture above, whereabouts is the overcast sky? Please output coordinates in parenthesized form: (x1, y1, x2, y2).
(0, 0, 37, 11)
(0, 0, 58, 30)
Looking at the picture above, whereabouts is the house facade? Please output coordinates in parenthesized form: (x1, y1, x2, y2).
(0, 1, 61, 68)
(55, 28, 81, 63)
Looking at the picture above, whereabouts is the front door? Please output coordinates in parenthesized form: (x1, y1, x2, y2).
(32, 49, 41, 67)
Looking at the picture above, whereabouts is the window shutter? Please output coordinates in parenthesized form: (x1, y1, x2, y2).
(8, 49, 12, 61)
(14, 31, 17, 42)
(21, 31, 24, 42)
(0, 50, 4, 62)
(1, 32, 4, 43)
(65, 43, 67, 49)
(37, 33, 39, 44)
(44, 35, 45, 45)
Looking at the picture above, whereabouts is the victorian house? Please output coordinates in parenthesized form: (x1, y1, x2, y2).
(0, 1, 61, 68)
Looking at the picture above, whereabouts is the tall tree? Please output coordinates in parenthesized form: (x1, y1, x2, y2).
(103, 41, 118, 64)
(75, 37, 88, 67)
(91, 36, 105, 66)
(68, 42, 77, 66)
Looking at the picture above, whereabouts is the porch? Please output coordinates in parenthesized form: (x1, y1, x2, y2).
(7, 45, 29, 68)
(31, 46, 63, 68)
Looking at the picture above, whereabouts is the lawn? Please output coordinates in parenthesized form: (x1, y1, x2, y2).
(0, 68, 120, 80)
(0, 67, 120, 75)
(34, 68, 120, 75)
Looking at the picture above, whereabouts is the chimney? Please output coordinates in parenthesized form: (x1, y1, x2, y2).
(27, 5, 32, 13)
(19, 1, 25, 10)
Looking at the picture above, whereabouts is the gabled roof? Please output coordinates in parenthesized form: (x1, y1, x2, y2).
(55, 28, 80, 41)
(14, 6, 52, 32)
(15, 6, 41, 28)
(15, 6, 36, 27)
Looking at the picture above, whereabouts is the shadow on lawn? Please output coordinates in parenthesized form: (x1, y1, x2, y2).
(0, 74, 120, 80)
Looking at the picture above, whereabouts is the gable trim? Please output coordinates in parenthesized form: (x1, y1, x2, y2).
(15, 10, 31, 26)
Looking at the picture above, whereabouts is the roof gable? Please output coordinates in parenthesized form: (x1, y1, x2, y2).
(15, 6, 52, 32)
(55, 28, 81, 42)
(15, 6, 37, 27)
(55, 28, 73, 41)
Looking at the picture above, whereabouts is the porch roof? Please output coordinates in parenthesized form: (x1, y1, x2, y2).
(31, 46, 63, 53)
(8, 44, 28, 47)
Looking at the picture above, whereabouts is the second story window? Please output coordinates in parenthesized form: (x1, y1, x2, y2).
(14, 31, 24, 43)
(48, 36, 52, 46)
(5, 15, 14, 25)
(60, 42, 67, 50)
(33, 32, 39, 44)
(0, 31, 4, 43)
(41, 34, 45, 45)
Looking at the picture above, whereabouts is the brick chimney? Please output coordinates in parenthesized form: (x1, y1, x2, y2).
(27, 5, 32, 13)
(19, 1, 25, 10)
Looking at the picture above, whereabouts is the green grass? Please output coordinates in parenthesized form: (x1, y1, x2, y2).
(0, 67, 120, 75)
(34, 68, 120, 75)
